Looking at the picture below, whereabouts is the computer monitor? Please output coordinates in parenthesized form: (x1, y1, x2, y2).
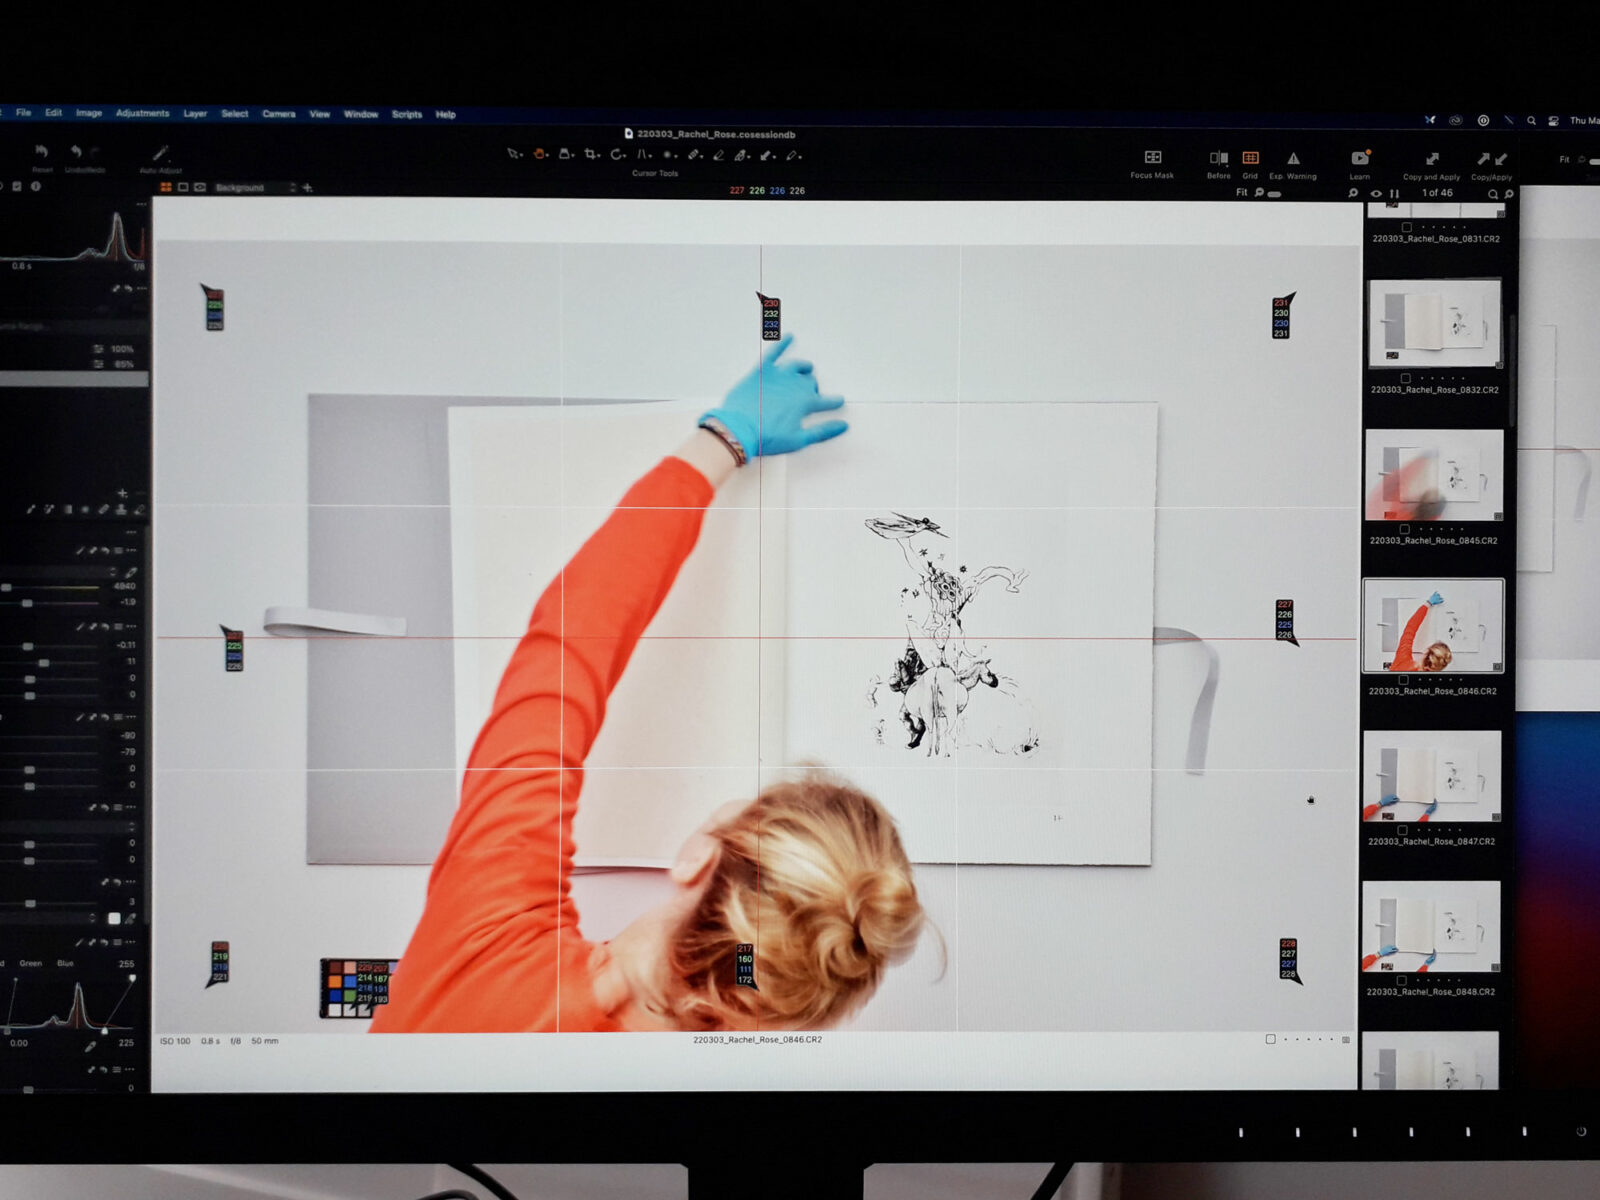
(0, 99, 1597, 1184)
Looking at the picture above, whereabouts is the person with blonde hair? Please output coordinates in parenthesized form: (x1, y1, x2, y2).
(1386, 590, 1453, 673)
(372, 336, 928, 1033)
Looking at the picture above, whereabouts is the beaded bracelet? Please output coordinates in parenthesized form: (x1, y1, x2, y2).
(697, 414, 748, 467)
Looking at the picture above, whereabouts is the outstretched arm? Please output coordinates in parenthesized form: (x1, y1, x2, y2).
(376, 336, 847, 1031)
(1390, 600, 1434, 671)
(673, 428, 740, 491)
(428, 451, 720, 909)
(372, 450, 719, 1032)
(447, 429, 731, 858)
(432, 361, 834, 901)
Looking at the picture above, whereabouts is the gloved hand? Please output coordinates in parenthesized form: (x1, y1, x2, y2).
(1428, 591, 1444, 606)
(700, 334, 847, 459)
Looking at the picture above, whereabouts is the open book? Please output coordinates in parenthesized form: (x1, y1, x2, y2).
(1376, 1046, 1482, 1090)
(1376, 746, 1481, 806)
(1375, 896, 1481, 955)
(1382, 291, 1487, 350)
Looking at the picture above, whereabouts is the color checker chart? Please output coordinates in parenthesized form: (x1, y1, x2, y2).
(319, 958, 398, 1019)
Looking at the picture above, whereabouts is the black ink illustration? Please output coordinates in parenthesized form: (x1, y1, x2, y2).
(864, 514, 1039, 758)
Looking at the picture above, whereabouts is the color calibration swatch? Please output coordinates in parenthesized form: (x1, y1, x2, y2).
(758, 291, 781, 340)
(220, 625, 243, 672)
(319, 957, 397, 1019)
(206, 940, 229, 988)
(201, 283, 224, 331)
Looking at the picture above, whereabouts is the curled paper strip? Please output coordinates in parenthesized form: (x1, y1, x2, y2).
(262, 606, 407, 637)
(1555, 446, 1592, 520)
(1153, 626, 1219, 776)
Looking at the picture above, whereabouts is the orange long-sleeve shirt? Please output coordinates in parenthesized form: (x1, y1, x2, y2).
(1387, 601, 1431, 672)
(370, 456, 715, 1033)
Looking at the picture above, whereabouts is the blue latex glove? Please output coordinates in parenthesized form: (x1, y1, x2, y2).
(1428, 591, 1444, 606)
(701, 334, 847, 458)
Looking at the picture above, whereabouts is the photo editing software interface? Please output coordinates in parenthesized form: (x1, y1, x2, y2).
(0, 107, 1597, 1115)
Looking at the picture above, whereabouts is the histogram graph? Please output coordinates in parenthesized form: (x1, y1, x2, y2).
(3, 978, 133, 1034)
(0, 211, 146, 266)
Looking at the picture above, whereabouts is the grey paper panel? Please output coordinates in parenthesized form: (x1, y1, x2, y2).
(1381, 596, 1402, 653)
(305, 394, 546, 865)
(1382, 446, 1401, 503)
(1384, 293, 1406, 349)
(312, 395, 478, 506)
(1379, 746, 1398, 800)
(309, 506, 454, 636)
(1377, 1047, 1396, 1089)
(307, 770, 457, 865)
(307, 637, 455, 771)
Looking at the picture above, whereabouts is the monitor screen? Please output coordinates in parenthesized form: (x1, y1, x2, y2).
(1, 102, 1597, 1161)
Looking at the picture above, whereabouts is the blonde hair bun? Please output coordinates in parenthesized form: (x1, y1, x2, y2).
(667, 770, 928, 1030)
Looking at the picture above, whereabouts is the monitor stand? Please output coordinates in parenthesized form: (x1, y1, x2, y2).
(687, 1158, 869, 1199)
(686, 1159, 1073, 1199)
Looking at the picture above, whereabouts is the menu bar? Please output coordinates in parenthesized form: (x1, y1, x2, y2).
(7, 105, 1600, 128)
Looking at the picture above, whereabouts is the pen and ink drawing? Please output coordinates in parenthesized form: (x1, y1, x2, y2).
(864, 513, 1039, 758)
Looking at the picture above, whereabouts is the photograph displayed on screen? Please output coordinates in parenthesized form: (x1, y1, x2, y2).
(1361, 730, 1502, 824)
(1366, 278, 1503, 369)
(1361, 1030, 1499, 1090)
(149, 197, 1363, 1092)
(1365, 201, 1507, 221)
(1361, 881, 1501, 975)
(1363, 429, 1505, 522)
(1360, 578, 1506, 674)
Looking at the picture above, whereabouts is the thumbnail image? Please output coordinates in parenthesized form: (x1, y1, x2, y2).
(1361, 880, 1501, 974)
(1365, 201, 1506, 221)
(1362, 1030, 1499, 1090)
(1360, 578, 1505, 674)
(1362, 730, 1501, 823)
(1367, 278, 1502, 369)
(1363, 429, 1505, 522)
